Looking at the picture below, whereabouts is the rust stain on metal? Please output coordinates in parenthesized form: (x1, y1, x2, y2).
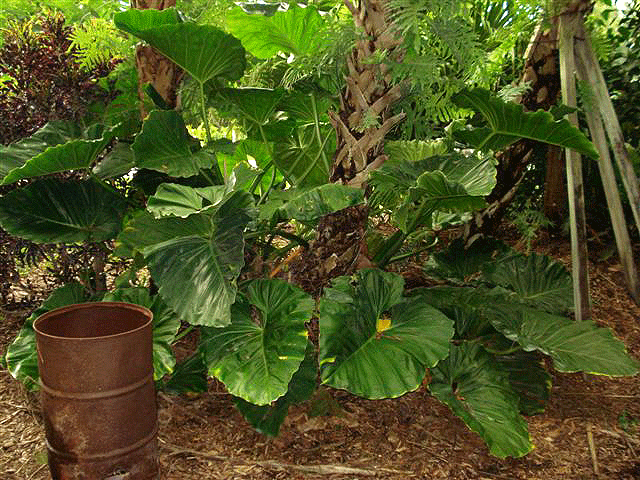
(34, 302, 159, 479)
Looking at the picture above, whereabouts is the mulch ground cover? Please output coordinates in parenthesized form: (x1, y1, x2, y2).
(1, 234, 639, 480)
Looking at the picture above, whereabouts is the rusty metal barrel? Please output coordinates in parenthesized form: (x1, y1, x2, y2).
(34, 302, 159, 480)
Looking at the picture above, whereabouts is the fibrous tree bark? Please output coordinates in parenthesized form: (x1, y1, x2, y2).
(329, 0, 406, 187)
(291, 0, 407, 286)
(131, 0, 184, 111)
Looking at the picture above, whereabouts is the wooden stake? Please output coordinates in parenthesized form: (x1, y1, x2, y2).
(574, 23, 640, 239)
(558, 11, 591, 320)
(575, 47, 640, 303)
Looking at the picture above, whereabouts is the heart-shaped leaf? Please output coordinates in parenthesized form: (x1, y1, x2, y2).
(214, 88, 286, 130)
(273, 123, 333, 187)
(0, 178, 127, 244)
(201, 278, 314, 405)
(483, 253, 573, 314)
(225, 5, 325, 59)
(147, 183, 227, 218)
(430, 342, 533, 458)
(318, 269, 454, 399)
(118, 191, 254, 326)
(453, 88, 598, 159)
(2, 125, 117, 185)
(233, 343, 317, 436)
(93, 142, 136, 179)
(162, 352, 209, 394)
(133, 110, 214, 177)
(0, 121, 83, 182)
(370, 153, 495, 232)
(495, 351, 551, 415)
(282, 184, 364, 225)
(423, 237, 510, 282)
(115, 10, 246, 84)
(490, 307, 640, 376)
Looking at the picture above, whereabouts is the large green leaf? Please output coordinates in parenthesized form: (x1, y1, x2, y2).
(453, 88, 598, 159)
(283, 184, 364, 225)
(225, 5, 325, 59)
(483, 253, 573, 314)
(384, 139, 448, 164)
(278, 91, 336, 124)
(147, 183, 227, 218)
(495, 351, 551, 415)
(213, 88, 286, 131)
(115, 10, 246, 84)
(411, 286, 495, 339)
(259, 184, 364, 225)
(114, 209, 212, 258)
(395, 170, 487, 233)
(93, 142, 136, 179)
(370, 153, 495, 231)
(119, 192, 254, 326)
(318, 269, 454, 399)
(0, 178, 127, 244)
(201, 278, 313, 405)
(273, 123, 333, 187)
(5, 283, 89, 391)
(132, 110, 214, 177)
(410, 170, 488, 211)
(0, 121, 83, 181)
(162, 351, 209, 395)
(423, 238, 510, 282)
(233, 343, 317, 436)
(2, 125, 117, 185)
(102, 287, 181, 380)
(430, 343, 533, 458)
(490, 307, 640, 376)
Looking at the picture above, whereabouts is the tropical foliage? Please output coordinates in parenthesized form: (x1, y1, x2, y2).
(1, 0, 638, 460)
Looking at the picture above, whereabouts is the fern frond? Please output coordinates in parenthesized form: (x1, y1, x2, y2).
(68, 18, 131, 70)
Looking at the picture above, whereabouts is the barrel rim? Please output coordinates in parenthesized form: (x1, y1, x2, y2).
(33, 302, 153, 341)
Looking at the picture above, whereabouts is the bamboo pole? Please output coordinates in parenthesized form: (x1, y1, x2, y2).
(575, 47, 640, 303)
(558, 11, 591, 320)
(574, 21, 640, 238)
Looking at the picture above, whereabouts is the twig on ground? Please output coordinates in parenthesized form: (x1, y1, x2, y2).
(27, 464, 47, 479)
(159, 439, 415, 476)
(598, 427, 640, 448)
(587, 423, 600, 477)
(157, 392, 208, 424)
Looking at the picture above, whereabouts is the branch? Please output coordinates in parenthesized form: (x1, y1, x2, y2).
(160, 440, 415, 477)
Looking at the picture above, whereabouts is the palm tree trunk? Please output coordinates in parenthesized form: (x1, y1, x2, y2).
(329, 0, 406, 186)
(131, 0, 183, 111)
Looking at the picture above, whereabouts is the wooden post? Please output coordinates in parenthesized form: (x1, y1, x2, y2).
(575, 48, 640, 303)
(558, 11, 591, 320)
(574, 22, 640, 239)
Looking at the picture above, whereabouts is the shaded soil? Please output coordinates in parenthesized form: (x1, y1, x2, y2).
(1, 236, 640, 480)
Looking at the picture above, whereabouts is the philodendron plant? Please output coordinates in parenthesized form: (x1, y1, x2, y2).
(1, 6, 638, 459)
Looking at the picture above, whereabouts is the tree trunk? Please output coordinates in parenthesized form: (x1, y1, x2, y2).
(543, 146, 566, 225)
(466, 23, 564, 238)
(131, 0, 183, 112)
(329, 0, 406, 187)
(289, 0, 407, 289)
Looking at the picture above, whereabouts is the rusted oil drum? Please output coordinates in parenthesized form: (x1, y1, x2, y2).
(34, 302, 158, 480)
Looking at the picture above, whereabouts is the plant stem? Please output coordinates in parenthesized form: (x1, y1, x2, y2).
(482, 344, 522, 355)
(199, 82, 212, 144)
(258, 166, 278, 205)
(310, 92, 331, 173)
(174, 325, 195, 343)
(198, 82, 224, 185)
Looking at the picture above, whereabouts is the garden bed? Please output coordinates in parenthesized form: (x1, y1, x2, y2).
(1, 237, 639, 480)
